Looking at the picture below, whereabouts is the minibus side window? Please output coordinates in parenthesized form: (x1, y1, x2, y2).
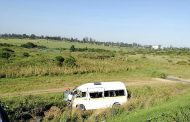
(118, 90, 125, 96)
(110, 91, 115, 97)
(115, 90, 119, 96)
(104, 90, 125, 97)
(104, 90, 115, 97)
(76, 91, 86, 98)
(82, 92, 86, 97)
(90, 92, 103, 98)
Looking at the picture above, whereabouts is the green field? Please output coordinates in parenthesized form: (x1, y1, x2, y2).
(109, 90, 190, 122)
(1, 38, 190, 121)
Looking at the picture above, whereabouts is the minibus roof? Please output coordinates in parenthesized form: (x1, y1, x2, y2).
(76, 81, 126, 92)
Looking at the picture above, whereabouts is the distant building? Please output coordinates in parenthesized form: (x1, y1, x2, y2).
(152, 45, 161, 49)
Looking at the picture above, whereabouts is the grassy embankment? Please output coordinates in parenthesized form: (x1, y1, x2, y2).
(108, 90, 190, 122)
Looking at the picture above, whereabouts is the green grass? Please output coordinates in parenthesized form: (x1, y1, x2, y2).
(108, 90, 190, 122)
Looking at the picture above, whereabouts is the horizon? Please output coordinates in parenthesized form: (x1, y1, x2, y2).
(0, 0, 190, 47)
(0, 33, 185, 48)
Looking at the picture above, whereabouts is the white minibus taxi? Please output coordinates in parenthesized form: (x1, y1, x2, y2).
(64, 81, 128, 110)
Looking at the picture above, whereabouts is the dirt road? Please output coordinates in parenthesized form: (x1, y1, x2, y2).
(165, 76, 190, 83)
(0, 77, 189, 98)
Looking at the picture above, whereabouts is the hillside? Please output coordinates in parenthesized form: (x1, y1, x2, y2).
(1, 38, 190, 121)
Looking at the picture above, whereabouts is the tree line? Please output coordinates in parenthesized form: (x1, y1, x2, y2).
(0, 33, 144, 48)
(1, 33, 190, 50)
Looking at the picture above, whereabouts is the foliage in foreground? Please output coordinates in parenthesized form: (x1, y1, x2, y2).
(1, 94, 66, 121)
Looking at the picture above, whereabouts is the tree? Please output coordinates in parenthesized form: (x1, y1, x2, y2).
(22, 34, 28, 38)
(82, 37, 88, 43)
(30, 34, 36, 39)
(70, 45, 76, 52)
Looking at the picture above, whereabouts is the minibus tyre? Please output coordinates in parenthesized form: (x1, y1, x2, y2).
(112, 102, 121, 108)
(76, 104, 86, 111)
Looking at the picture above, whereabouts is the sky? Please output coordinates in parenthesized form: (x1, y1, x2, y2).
(0, 0, 190, 47)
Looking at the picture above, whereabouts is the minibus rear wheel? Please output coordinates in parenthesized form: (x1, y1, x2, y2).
(76, 104, 86, 111)
(112, 102, 121, 108)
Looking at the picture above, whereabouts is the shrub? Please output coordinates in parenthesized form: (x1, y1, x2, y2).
(1, 48, 15, 59)
(55, 56, 65, 66)
(55, 56, 65, 62)
(21, 42, 37, 48)
(70, 45, 76, 52)
(23, 52, 30, 57)
(65, 56, 76, 67)
(1, 52, 11, 59)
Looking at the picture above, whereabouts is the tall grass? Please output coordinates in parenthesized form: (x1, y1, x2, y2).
(0, 52, 172, 79)
(1, 39, 190, 79)
(49, 83, 189, 122)
(0, 93, 66, 122)
(108, 89, 190, 122)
